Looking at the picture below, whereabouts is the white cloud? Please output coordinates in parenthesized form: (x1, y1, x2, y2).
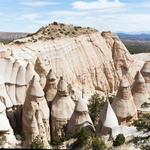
(21, 1, 59, 7)
(49, 10, 89, 17)
(20, 13, 41, 20)
(72, 0, 125, 10)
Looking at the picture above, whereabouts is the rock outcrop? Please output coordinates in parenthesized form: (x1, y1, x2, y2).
(132, 71, 149, 109)
(51, 77, 75, 141)
(22, 76, 50, 148)
(111, 76, 137, 124)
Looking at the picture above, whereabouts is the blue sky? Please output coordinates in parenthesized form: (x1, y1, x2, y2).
(0, 0, 150, 33)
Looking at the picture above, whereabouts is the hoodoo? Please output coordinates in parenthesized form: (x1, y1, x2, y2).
(44, 69, 57, 106)
(98, 100, 119, 135)
(132, 71, 149, 109)
(141, 61, 150, 96)
(66, 97, 94, 138)
(22, 76, 50, 148)
(51, 77, 75, 141)
(112, 76, 137, 124)
(34, 57, 47, 89)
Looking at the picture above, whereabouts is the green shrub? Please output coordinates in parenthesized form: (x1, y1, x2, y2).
(141, 102, 150, 108)
(53, 21, 58, 25)
(133, 114, 150, 132)
(0, 135, 7, 145)
(75, 128, 94, 145)
(92, 137, 107, 150)
(30, 135, 45, 149)
(88, 93, 105, 126)
(113, 134, 125, 146)
(51, 137, 63, 147)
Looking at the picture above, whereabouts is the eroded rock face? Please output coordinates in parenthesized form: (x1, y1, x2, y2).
(8, 32, 137, 95)
(51, 77, 75, 141)
(111, 76, 137, 124)
(22, 76, 50, 148)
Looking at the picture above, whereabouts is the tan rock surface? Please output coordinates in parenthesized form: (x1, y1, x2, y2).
(8, 32, 137, 95)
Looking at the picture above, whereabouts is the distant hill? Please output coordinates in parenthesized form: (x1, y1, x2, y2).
(0, 32, 29, 44)
(118, 33, 150, 54)
(118, 33, 150, 42)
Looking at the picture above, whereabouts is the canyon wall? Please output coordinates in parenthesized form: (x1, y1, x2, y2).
(1, 31, 138, 96)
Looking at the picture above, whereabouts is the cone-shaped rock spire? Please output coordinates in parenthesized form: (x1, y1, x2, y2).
(51, 77, 75, 140)
(66, 97, 94, 138)
(141, 61, 150, 95)
(22, 75, 50, 148)
(132, 71, 149, 109)
(28, 75, 44, 97)
(44, 69, 57, 103)
(112, 76, 137, 124)
(98, 100, 119, 135)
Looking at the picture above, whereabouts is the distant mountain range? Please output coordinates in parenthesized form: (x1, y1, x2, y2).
(0, 32, 28, 41)
(118, 33, 150, 42)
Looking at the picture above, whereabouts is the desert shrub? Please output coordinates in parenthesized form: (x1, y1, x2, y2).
(113, 134, 125, 146)
(30, 135, 45, 149)
(88, 93, 105, 126)
(141, 102, 150, 108)
(75, 128, 94, 145)
(0, 135, 7, 145)
(133, 114, 150, 132)
(132, 114, 150, 149)
(67, 84, 74, 95)
(92, 137, 107, 150)
(51, 137, 63, 149)
(53, 21, 58, 25)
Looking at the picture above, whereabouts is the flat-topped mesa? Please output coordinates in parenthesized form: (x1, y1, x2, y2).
(51, 77, 75, 141)
(44, 69, 57, 105)
(112, 76, 137, 124)
(25, 61, 35, 84)
(132, 71, 149, 109)
(22, 76, 50, 148)
(0, 101, 16, 148)
(66, 97, 94, 138)
(34, 57, 47, 89)
(141, 61, 150, 95)
(98, 100, 119, 136)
